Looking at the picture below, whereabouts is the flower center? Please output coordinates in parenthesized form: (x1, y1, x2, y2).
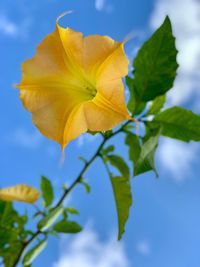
(85, 86, 97, 98)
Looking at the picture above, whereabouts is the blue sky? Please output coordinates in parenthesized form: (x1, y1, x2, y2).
(1, 0, 200, 266)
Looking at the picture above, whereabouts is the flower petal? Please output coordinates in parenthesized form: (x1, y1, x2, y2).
(62, 101, 125, 148)
(17, 26, 94, 146)
(97, 79, 129, 114)
(97, 42, 129, 85)
(20, 88, 90, 144)
(0, 185, 39, 203)
(18, 28, 72, 86)
(83, 35, 118, 79)
(56, 25, 84, 77)
(84, 98, 129, 131)
(62, 91, 130, 149)
(62, 103, 88, 149)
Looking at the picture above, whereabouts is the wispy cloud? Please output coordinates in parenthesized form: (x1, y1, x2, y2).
(150, 0, 200, 107)
(0, 14, 32, 39)
(136, 240, 151, 256)
(77, 133, 100, 147)
(95, 0, 114, 13)
(0, 15, 19, 37)
(53, 226, 130, 267)
(95, 0, 105, 11)
(150, 1, 200, 181)
(7, 127, 43, 149)
(158, 138, 198, 182)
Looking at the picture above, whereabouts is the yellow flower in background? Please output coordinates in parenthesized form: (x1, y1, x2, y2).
(0, 185, 39, 203)
(17, 19, 131, 150)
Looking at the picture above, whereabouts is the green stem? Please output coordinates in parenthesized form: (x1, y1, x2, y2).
(32, 203, 46, 217)
(13, 230, 41, 267)
(13, 119, 133, 267)
(101, 157, 112, 177)
(55, 137, 107, 208)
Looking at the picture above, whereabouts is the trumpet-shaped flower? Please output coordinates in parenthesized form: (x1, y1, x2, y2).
(17, 21, 131, 150)
(0, 184, 39, 203)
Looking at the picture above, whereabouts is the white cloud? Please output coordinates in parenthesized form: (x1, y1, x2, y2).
(136, 240, 151, 256)
(77, 133, 100, 147)
(158, 138, 198, 182)
(0, 15, 19, 37)
(150, 0, 200, 182)
(0, 14, 32, 39)
(7, 128, 43, 149)
(53, 227, 130, 267)
(95, 0, 114, 13)
(150, 0, 200, 106)
(95, 0, 106, 11)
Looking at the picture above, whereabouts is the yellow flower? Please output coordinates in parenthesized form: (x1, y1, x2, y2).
(0, 184, 39, 203)
(17, 20, 131, 150)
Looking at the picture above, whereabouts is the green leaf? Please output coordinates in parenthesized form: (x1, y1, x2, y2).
(110, 176, 132, 240)
(132, 16, 178, 107)
(79, 179, 91, 193)
(1, 242, 23, 267)
(0, 201, 30, 267)
(37, 206, 63, 232)
(101, 145, 115, 155)
(126, 77, 147, 115)
(123, 124, 135, 133)
(126, 76, 136, 113)
(125, 133, 156, 176)
(53, 220, 82, 234)
(78, 156, 88, 164)
(126, 76, 133, 89)
(103, 130, 113, 139)
(40, 176, 54, 207)
(147, 95, 166, 115)
(33, 211, 42, 220)
(106, 155, 130, 179)
(87, 130, 98, 135)
(152, 106, 200, 142)
(66, 207, 79, 215)
(125, 133, 141, 168)
(134, 129, 161, 176)
(22, 239, 47, 266)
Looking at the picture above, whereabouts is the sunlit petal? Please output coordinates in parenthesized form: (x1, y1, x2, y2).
(62, 92, 130, 148)
(97, 79, 129, 114)
(83, 35, 118, 79)
(97, 42, 129, 85)
(17, 20, 130, 150)
(0, 185, 39, 203)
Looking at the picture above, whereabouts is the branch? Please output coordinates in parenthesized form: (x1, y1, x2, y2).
(13, 230, 41, 267)
(12, 119, 134, 266)
(55, 119, 133, 208)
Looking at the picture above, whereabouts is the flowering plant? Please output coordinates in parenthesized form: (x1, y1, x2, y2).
(1, 15, 200, 267)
